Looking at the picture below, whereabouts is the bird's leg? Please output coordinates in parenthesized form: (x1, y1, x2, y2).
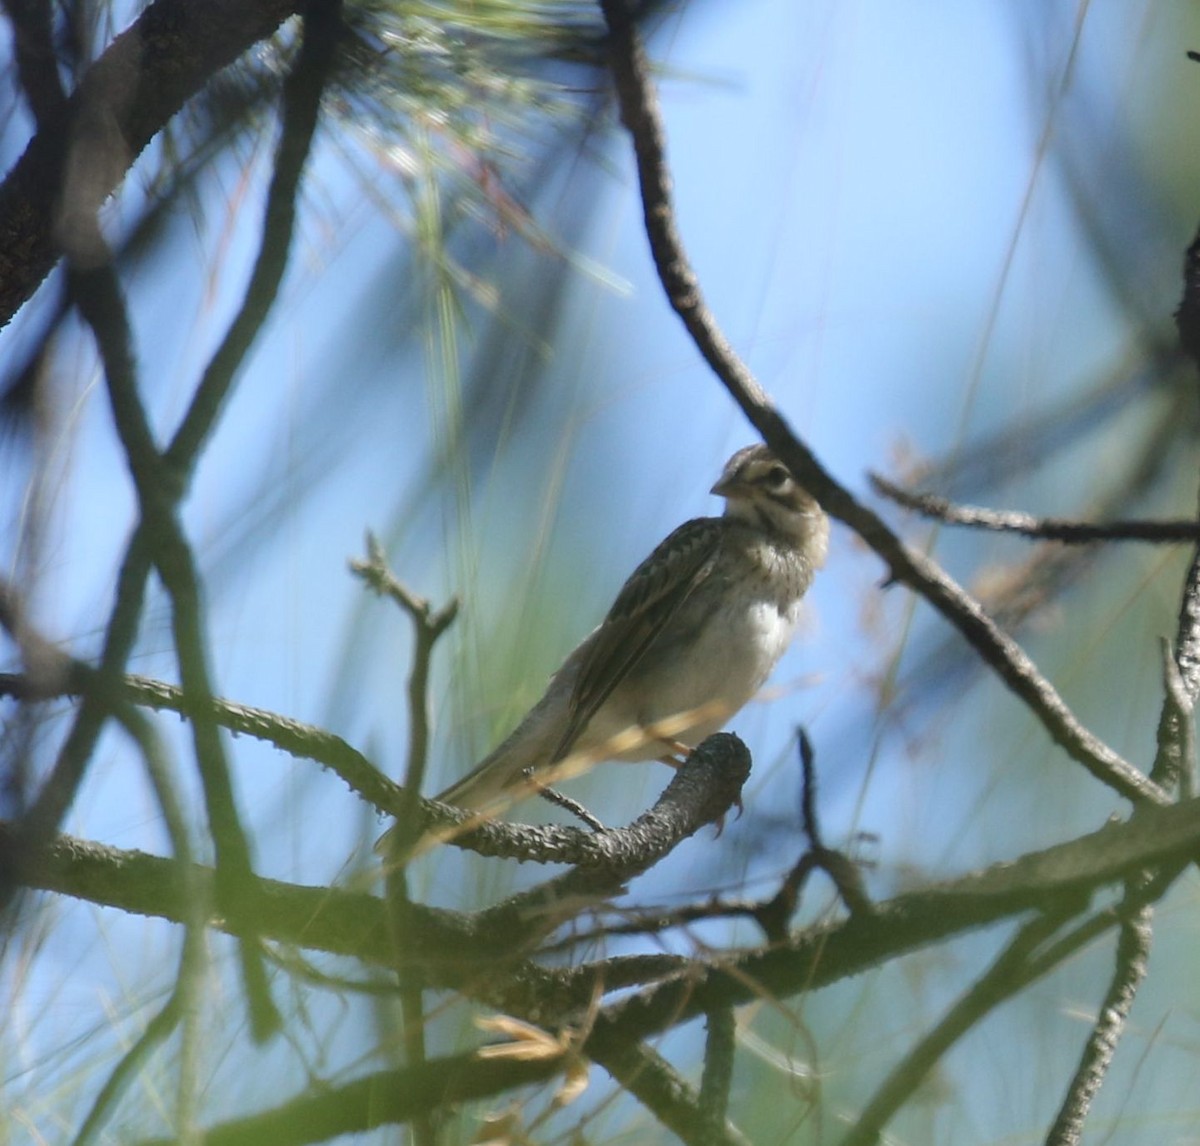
(656, 738, 693, 768)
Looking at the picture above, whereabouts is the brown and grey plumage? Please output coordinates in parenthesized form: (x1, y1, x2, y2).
(380, 444, 828, 836)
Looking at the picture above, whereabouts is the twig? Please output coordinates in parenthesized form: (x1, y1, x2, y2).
(597, 0, 1166, 810)
(349, 531, 458, 814)
(72, 990, 185, 1146)
(129, 1052, 567, 1146)
(870, 474, 1200, 544)
(756, 731, 869, 941)
(584, 1035, 751, 1146)
(1, 0, 68, 128)
(534, 782, 608, 831)
(11, 788, 1200, 1010)
(350, 532, 457, 1146)
(840, 902, 1132, 1146)
(67, 239, 281, 1041)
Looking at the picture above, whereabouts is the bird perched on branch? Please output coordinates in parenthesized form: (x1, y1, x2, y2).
(378, 443, 828, 847)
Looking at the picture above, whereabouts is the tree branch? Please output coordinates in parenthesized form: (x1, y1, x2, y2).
(870, 474, 1200, 545)
(597, 0, 1166, 810)
(0, 0, 302, 329)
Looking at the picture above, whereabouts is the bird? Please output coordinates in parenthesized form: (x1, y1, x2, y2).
(378, 443, 828, 845)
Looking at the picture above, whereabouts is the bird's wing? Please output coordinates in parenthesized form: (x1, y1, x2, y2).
(552, 516, 726, 760)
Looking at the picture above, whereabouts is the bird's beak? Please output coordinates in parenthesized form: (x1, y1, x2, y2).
(711, 471, 741, 498)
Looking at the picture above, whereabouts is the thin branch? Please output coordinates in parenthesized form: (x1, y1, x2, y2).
(840, 903, 1130, 1146)
(597, 0, 1166, 810)
(350, 533, 457, 1146)
(870, 474, 1200, 544)
(0, 672, 404, 820)
(1174, 221, 1200, 369)
(72, 991, 185, 1146)
(587, 1035, 751, 1146)
(754, 731, 869, 942)
(349, 531, 458, 810)
(20, 0, 340, 1048)
(73, 701, 208, 1146)
(164, 0, 343, 477)
(1042, 905, 1152, 1146)
(1045, 528, 1200, 1144)
(535, 782, 608, 831)
(66, 213, 281, 1041)
(159, 525, 283, 1041)
(16, 0, 334, 856)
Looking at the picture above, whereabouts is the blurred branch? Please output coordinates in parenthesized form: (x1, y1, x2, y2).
(598, 0, 1166, 810)
(908, 352, 1163, 499)
(12, 0, 342, 1049)
(0, 0, 302, 329)
(875, 400, 1186, 722)
(870, 474, 1200, 544)
(698, 1008, 738, 1146)
(164, 0, 342, 475)
(67, 254, 280, 1042)
(131, 1052, 566, 1146)
(0, 583, 207, 1143)
(69, 704, 208, 1146)
(2, 0, 68, 127)
(13, 773, 1200, 1135)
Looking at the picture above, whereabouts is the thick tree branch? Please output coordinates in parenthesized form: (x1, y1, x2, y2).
(0, 0, 302, 329)
(10, 788, 1200, 1005)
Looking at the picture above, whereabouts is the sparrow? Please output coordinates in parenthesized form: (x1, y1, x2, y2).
(380, 443, 828, 841)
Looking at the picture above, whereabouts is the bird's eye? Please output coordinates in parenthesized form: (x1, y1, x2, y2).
(763, 464, 790, 489)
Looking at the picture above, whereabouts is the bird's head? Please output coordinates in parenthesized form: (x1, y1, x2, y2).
(712, 444, 829, 561)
